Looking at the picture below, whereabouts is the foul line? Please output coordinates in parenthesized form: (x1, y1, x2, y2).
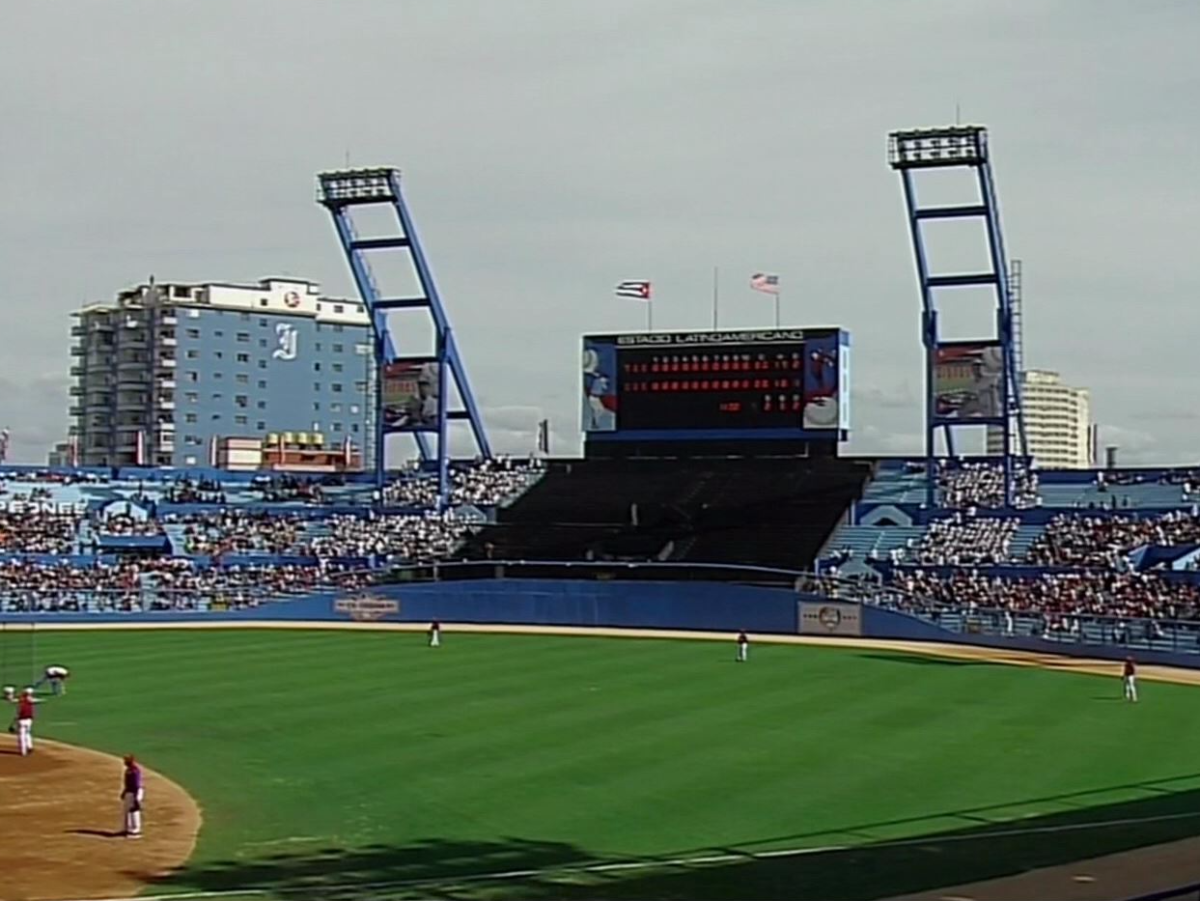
(55, 808, 1200, 901)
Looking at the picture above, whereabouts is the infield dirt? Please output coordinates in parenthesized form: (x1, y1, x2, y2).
(0, 737, 200, 901)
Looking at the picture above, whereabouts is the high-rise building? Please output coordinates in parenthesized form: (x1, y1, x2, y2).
(69, 277, 374, 468)
(987, 369, 1092, 470)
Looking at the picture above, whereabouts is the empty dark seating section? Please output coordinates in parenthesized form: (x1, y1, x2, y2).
(460, 457, 871, 570)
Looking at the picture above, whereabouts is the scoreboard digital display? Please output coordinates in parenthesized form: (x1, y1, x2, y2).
(582, 328, 850, 441)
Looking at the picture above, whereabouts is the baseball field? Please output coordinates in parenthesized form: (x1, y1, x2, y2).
(6, 626, 1200, 901)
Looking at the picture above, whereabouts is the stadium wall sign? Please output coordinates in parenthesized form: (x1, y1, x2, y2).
(0, 500, 89, 516)
(333, 596, 400, 622)
(798, 602, 862, 637)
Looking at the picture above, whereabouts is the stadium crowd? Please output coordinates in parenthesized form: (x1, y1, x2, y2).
(1027, 510, 1200, 568)
(164, 510, 305, 556)
(892, 568, 1200, 623)
(905, 514, 1019, 566)
(938, 461, 1039, 510)
(0, 510, 78, 553)
(0, 558, 370, 613)
(301, 512, 470, 561)
(381, 457, 542, 507)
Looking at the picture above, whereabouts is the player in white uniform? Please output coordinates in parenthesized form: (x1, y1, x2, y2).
(736, 631, 749, 663)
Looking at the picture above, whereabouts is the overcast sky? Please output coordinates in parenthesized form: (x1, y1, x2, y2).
(1, 1, 1197, 464)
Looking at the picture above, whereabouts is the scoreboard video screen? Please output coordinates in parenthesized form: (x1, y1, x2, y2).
(582, 328, 850, 441)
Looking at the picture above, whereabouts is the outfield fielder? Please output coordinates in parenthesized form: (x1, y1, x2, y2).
(736, 631, 749, 663)
(429, 620, 441, 648)
(1123, 656, 1138, 703)
(121, 755, 145, 838)
(35, 665, 70, 696)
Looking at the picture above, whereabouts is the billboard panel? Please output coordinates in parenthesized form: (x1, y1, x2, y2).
(581, 328, 849, 439)
(798, 602, 862, 636)
(382, 361, 440, 431)
(581, 338, 618, 433)
(933, 342, 1003, 420)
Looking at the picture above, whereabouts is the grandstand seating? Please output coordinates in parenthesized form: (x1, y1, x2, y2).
(461, 457, 872, 570)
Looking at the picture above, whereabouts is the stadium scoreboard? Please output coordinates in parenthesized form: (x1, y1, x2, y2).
(582, 328, 850, 443)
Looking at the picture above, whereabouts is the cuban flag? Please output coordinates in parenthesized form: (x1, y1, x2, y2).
(750, 272, 780, 295)
(615, 280, 652, 301)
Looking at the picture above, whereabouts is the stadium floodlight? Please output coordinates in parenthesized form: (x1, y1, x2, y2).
(316, 167, 399, 203)
(888, 126, 988, 169)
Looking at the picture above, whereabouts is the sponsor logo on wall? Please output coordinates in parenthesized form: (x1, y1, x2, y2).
(333, 596, 400, 622)
(798, 602, 862, 636)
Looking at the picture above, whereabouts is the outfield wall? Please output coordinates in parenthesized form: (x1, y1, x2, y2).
(9, 577, 1200, 670)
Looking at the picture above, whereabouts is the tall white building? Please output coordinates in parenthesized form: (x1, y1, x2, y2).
(988, 369, 1093, 470)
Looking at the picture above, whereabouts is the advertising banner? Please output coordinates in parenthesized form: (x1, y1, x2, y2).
(933, 342, 1003, 420)
(798, 602, 862, 636)
(382, 361, 440, 431)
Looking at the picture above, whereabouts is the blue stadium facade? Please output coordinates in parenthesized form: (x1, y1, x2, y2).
(70, 277, 374, 468)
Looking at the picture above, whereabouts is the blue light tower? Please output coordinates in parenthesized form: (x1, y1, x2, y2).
(317, 168, 491, 505)
(888, 126, 1029, 507)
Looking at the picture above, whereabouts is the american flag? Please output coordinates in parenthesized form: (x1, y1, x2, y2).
(615, 280, 652, 301)
(750, 272, 780, 295)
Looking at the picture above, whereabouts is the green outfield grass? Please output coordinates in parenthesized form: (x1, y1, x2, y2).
(22, 628, 1200, 900)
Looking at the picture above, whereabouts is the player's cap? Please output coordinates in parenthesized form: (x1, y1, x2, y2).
(22, 687, 33, 695)
(124, 754, 136, 765)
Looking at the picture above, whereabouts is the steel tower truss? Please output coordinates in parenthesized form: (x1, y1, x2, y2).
(887, 126, 1028, 507)
(317, 168, 491, 505)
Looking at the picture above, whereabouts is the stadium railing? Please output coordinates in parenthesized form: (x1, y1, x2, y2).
(1124, 883, 1200, 901)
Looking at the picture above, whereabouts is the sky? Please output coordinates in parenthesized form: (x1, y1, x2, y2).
(1, 0, 1197, 464)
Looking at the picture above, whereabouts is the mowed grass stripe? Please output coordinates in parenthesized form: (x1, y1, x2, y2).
(25, 628, 1200, 901)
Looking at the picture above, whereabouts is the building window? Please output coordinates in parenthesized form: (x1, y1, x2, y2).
(256, 421, 265, 430)
(214, 330, 224, 338)
(257, 400, 266, 409)
(235, 415, 248, 426)
(350, 404, 360, 414)
(240, 312, 250, 321)
(259, 338, 267, 348)
(236, 374, 249, 384)
(334, 304, 344, 314)
(188, 310, 200, 319)
(236, 353, 250, 363)
(235, 395, 248, 408)
(259, 318, 268, 327)
(332, 422, 343, 432)
(236, 333, 249, 343)
(332, 363, 343, 373)
(186, 350, 199, 360)
(185, 392, 198, 402)
(213, 371, 223, 379)
(212, 413, 221, 421)
(257, 380, 267, 389)
(330, 402, 343, 413)
(315, 342, 322, 351)
(185, 413, 197, 424)
(313, 362, 321, 372)
(333, 343, 344, 353)
(313, 402, 320, 411)
(352, 423, 360, 433)
(354, 381, 367, 392)
(258, 360, 267, 369)
(186, 372, 199, 382)
(332, 383, 343, 394)
(185, 328, 200, 339)
(313, 382, 321, 392)
(333, 325, 344, 333)
(212, 393, 223, 401)
(259, 298, 268, 307)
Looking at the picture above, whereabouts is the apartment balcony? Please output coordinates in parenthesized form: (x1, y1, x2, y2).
(70, 345, 85, 356)
(69, 405, 82, 417)
(70, 325, 85, 338)
(115, 397, 148, 412)
(160, 312, 178, 326)
(69, 384, 83, 396)
(83, 398, 112, 411)
(157, 377, 177, 390)
(157, 357, 177, 369)
(159, 335, 178, 348)
(117, 357, 149, 370)
(158, 400, 176, 411)
(69, 365, 84, 377)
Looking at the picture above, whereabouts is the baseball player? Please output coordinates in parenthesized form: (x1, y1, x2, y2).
(429, 620, 441, 648)
(6, 687, 38, 756)
(35, 665, 70, 696)
(121, 755, 145, 837)
(736, 630, 749, 663)
(1123, 656, 1138, 703)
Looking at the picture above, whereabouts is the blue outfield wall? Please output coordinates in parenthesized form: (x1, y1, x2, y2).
(10, 577, 1200, 671)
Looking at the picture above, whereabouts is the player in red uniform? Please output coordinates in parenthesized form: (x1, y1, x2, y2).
(1123, 656, 1138, 703)
(8, 688, 38, 756)
(736, 630, 749, 663)
(121, 754, 145, 838)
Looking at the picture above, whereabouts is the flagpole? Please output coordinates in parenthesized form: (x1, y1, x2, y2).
(775, 290, 781, 328)
(712, 266, 719, 329)
(647, 297, 653, 332)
